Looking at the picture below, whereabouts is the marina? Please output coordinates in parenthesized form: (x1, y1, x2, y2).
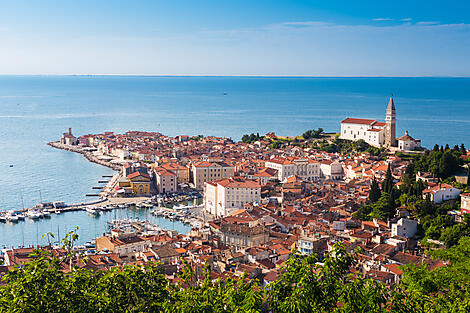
(0, 201, 197, 249)
(0, 197, 203, 248)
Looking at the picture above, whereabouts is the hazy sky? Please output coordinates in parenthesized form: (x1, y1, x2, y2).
(1, 0, 469, 76)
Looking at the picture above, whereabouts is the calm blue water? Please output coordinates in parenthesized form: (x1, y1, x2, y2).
(0, 76, 469, 246)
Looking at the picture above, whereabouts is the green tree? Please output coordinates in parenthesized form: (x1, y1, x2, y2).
(439, 151, 459, 179)
(369, 177, 382, 203)
(401, 236, 470, 312)
(166, 260, 262, 312)
(369, 192, 396, 220)
(382, 163, 394, 194)
(302, 128, 324, 140)
(460, 144, 466, 155)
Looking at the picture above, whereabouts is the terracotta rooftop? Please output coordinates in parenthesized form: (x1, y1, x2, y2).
(341, 118, 377, 125)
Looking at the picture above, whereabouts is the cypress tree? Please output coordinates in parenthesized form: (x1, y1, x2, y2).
(369, 177, 381, 203)
(461, 144, 467, 155)
(382, 163, 394, 194)
(433, 144, 440, 151)
(445, 144, 450, 150)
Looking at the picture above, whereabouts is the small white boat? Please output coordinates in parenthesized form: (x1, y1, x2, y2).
(6, 213, 19, 223)
(86, 207, 100, 216)
(27, 211, 41, 220)
(43, 211, 51, 218)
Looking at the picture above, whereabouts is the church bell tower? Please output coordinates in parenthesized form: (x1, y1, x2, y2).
(385, 96, 397, 147)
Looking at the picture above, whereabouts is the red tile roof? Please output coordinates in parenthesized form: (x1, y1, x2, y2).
(341, 118, 377, 125)
(128, 171, 150, 179)
(215, 177, 261, 188)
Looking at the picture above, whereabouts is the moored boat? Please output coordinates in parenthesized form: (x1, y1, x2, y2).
(86, 207, 100, 216)
(6, 215, 19, 223)
(27, 210, 41, 220)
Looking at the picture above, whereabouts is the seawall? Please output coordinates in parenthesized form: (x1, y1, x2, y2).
(48, 141, 121, 171)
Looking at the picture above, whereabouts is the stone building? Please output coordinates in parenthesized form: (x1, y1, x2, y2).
(384, 96, 397, 147)
(60, 127, 78, 145)
(220, 222, 269, 249)
(191, 161, 235, 190)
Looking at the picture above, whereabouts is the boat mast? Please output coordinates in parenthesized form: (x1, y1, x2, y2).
(20, 189, 25, 210)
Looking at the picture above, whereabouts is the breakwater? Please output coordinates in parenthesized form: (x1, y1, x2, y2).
(48, 142, 121, 171)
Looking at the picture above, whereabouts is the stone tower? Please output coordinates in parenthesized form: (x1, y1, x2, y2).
(385, 96, 397, 147)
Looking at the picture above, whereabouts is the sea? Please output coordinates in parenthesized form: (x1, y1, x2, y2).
(0, 76, 469, 247)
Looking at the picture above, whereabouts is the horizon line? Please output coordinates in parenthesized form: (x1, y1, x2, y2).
(0, 74, 469, 78)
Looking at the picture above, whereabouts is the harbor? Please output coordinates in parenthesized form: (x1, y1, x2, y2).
(1, 135, 207, 250)
(0, 198, 203, 249)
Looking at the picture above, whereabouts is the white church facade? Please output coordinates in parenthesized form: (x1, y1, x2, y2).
(340, 97, 397, 148)
(340, 118, 386, 147)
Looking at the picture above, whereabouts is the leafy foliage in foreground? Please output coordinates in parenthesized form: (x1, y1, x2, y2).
(400, 236, 470, 312)
(1, 241, 469, 312)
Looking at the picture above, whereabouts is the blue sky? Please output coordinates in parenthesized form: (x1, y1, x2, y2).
(0, 0, 469, 76)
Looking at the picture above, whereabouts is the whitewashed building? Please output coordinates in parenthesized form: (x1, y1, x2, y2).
(397, 131, 421, 151)
(265, 157, 321, 182)
(391, 218, 417, 238)
(461, 193, 470, 215)
(320, 160, 344, 180)
(340, 118, 386, 147)
(422, 183, 461, 204)
(204, 177, 261, 217)
(340, 97, 399, 147)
